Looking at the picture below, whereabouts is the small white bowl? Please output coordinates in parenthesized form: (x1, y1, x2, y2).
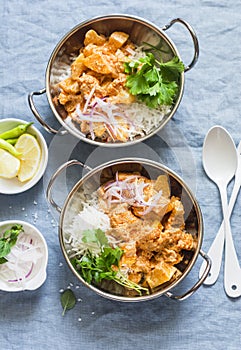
(0, 220, 48, 292)
(0, 118, 48, 194)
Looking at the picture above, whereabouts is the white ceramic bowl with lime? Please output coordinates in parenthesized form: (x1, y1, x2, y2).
(0, 118, 48, 194)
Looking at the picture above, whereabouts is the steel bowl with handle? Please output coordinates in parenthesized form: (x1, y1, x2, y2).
(47, 158, 210, 302)
(29, 14, 199, 147)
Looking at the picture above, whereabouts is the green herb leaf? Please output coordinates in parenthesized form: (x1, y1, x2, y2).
(124, 49, 184, 109)
(0, 257, 7, 264)
(126, 73, 150, 95)
(95, 229, 109, 248)
(60, 289, 77, 316)
(81, 228, 109, 248)
(157, 56, 185, 82)
(0, 240, 11, 259)
(72, 229, 149, 296)
(0, 224, 24, 263)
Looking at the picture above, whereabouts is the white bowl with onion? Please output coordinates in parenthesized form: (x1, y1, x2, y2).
(0, 118, 48, 194)
(0, 220, 48, 292)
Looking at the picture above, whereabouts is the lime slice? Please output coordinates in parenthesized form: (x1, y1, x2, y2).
(0, 149, 21, 179)
(15, 134, 41, 182)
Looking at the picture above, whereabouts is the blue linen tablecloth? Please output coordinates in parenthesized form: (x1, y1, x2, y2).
(1, 0, 241, 349)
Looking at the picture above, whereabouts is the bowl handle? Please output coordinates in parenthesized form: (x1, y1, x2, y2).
(164, 250, 211, 301)
(46, 159, 92, 213)
(28, 89, 67, 135)
(162, 18, 199, 72)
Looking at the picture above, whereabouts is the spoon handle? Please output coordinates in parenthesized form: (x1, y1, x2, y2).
(224, 223, 241, 298)
(199, 141, 241, 285)
(219, 184, 241, 298)
(199, 222, 224, 284)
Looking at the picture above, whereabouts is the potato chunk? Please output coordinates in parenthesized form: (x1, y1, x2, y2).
(71, 53, 86, 79)
(145, 262, 177, 289)
(83, 53, 112, 74)
(84, 29, 106, 46)
(59, 78, 80, 94)
(108, 31, 129, 49)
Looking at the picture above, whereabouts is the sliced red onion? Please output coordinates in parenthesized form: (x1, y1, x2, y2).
(83, 85, 96, 113)
(74, 94, 138, 141)
(2, 235, 42, 285)
(25, 263, 34, 279)
(8, 262, 34, 283)
(103, 173, 165, 212)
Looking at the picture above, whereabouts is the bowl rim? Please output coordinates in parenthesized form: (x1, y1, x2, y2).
(0, 118, 48, 195)
(0, 219, 48, 292)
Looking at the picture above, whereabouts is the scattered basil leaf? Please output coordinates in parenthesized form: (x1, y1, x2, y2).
(60, 289, 77, 316)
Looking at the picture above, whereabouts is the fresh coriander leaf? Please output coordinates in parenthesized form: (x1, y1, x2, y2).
(0, 224, 23, 263)
(139, 52, 155, 66)
(143, 66, 159, 83)
(81, 228, 109, 248)
(126, 73, 150, 95)
(124, 48, 184, 109)
(124, 60, 139, 73)
(123, 62, 131, 74)
(159, 56, 185, 72)
(159, 57, 185, 82)
(138, 94, 160, 109)
(0, 240, 11, 258)
(81, 229, 98, 244)
(0, 257, 7, 264)
(73, 229, 149, 295)
(60, 289, 77, 316)
(95, 229, 109, 248)
(148, 82, 161, 97)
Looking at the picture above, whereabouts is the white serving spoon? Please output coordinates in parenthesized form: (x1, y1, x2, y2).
(202, 126, 241, 298)
(199, 141, 241, 286)
(199, 141, 241, 285)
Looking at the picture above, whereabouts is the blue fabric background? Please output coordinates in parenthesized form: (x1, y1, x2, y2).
(1, 0, 241, 349)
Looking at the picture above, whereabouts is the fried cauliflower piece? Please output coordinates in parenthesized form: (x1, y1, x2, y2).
(105, 74, 127, 96)
(83, 53, 114, 75)
(92, 122, 106, 138)
(71, 53, 86, 79)
(110, 209, 139, 227)
(57, 29, 136, 141)
(84, 29, 106, 46)
(96, 173, 196, 293)
(165, 196, 185, 230)
(59, 78, 80, 94)
(77, 73, 103, 96)
(108, 31, 129, 50)
(58, 92, 84, 112)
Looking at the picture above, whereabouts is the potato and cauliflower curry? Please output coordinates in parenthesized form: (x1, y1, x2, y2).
(66, 172, 196, 296)
(55, 28, 182, 143)
(57, 29, 136, 142)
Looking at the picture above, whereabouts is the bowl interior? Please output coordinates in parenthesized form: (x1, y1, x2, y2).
(60, 159, 202, 301)
(0, 118, 48, 194)
(0, 220, 48, 292)
(47, 15, 184, 145)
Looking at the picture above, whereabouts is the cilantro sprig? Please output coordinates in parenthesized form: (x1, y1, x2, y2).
(124, 51, 184, 109)
(0, 224, 24, 264)
(71, 229, 149, 295)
